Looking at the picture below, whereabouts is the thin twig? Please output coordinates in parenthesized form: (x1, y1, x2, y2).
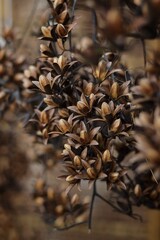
(95, 192, 121, 212)
(16, 0, 40, 54)
(146, 158, 159, 184)
(23, 99, 44, 127)
(141, 38, 147, 68)
(54, 221, 87, 231)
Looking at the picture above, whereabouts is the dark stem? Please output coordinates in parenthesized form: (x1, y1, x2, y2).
(68, 0, 77, 52)
(91, 9, 98, 43)
(55, 221, 87, 231)
(141, 38, 146, 68)
(88, 180, 96, 231)
(95, 192, 121, 212)
(23, 99, 44, 127)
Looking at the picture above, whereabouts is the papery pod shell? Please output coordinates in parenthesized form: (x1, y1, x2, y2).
(58, 119, 70, 133)
(96, 60, 107, 80)
(47, 187, 55, 200)
(35, 178, 45, 192)
(134, 184, 142, 197)
(40, 111, 49, 124)
(58, 9, 69, 24)
(150, 190, 158, 199)
(85, 82, 94, 95)
(101, 102, 111, 116)
(54, 216, 65, 228)
(42, 128, 49, 139)
(71, 193, 79, 206)
(58, 55, 68, 69)
(39, 75, 50, 90)
(55, 205, 64, 214)
(102, 149, 111, 163)
(110, 118, 121, 132)
(58, 108, 69, 117)
(80, 130, 88, 143)
(110, 82, 119, 99)
(40, 44, 50, 52)
(44, 97, 59, 107)
(86, 167, 97, 179)
(35, 197, 44, 206)
(66, 175, 76, 183)
(0, 64, 4, 75)
(77, 101, 89, 113)
(53, 0, 64, 9)
(56, 24, 68, 37)
(0, 49, 5, 60)
(73, 155, 82, 167)
(109, 172, 119, 182)
(41, 26, 52, 38)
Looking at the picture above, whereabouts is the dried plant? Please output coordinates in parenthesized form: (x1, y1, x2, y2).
(28, 0, 160, 229)
(1, 0, 160, 235)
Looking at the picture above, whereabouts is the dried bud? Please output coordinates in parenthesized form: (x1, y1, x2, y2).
(66, 175, 76, 184)
(102, 149, 111, 163)
(35, 197, 44, 206)
(0, 64, 4, 75)
(47, 187, 55, 200)
(134, 184, 142, 197)
(0, 49, 5, 60)
(58, 108, 69, 118)
(77, 101, 89, 113)
(55, 205, 64, 214)
(35, 178, 45, 192)
(101, 102, 111, 116)
(109, 172, 119, 182)
(80, 130, 88, 143)
(71, 193, 79, 206)
(41, 26, 52, 38)
(150, 190, 158, 199)
(86, 167, 97, 179)
(110, 82, 119, 99)
(73, 155, 82, 167)
(39, 75, 50, 91)
(40, 111, 49, 124)
(110, 118, 121, 132)
(58, 119, 70, 133)
(56, 24, 68, 38)
(84, 82, 94, 95)
(42, 128, 48, 139)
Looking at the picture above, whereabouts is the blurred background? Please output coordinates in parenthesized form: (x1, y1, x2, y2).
(0, 0, 160, 239)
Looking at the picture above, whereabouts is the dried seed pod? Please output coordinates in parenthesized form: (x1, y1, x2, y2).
(55, 205, 64, 214)
(150, 190, 158, 199)
(110, 118, 121, 132)
(47, 187, 55, 200)
(66, 175, 77, 184)
(35, 178, 45, 192)
(73, 155, 82, 167)
(56, 24, 68, 38)
(110, 82, 119, 99)
(101, 102, 111, 116)
(102, 149, 111, 163)
(109, 172, 119, 182)
(41, 26, 52, 38)
(35, 197, 45, 206)
(39, 75, 50, 90)
(86, 167, 97, 179)
(80, 130, 88, 143)
(77, 101, 89, 113)
(58, 119, 70, 133)
(134, 184, 142, 197)
(71, 194, 79, 206)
